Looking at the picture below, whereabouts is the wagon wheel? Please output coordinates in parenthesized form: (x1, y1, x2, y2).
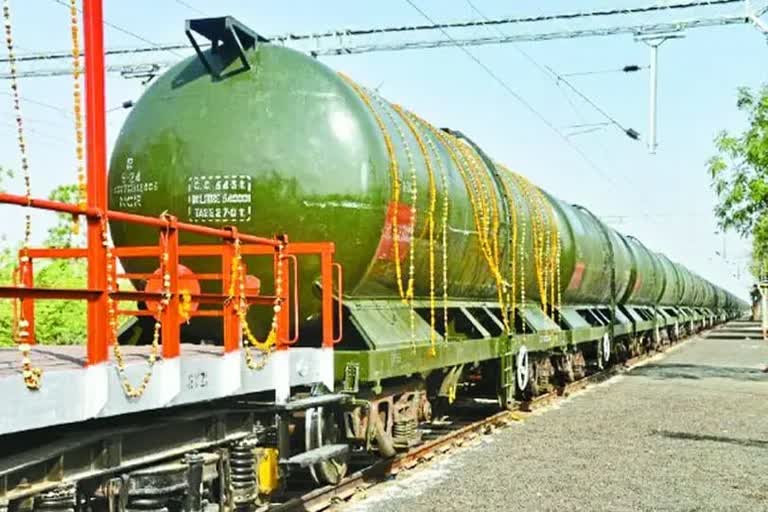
(305, 407, 348, 485)
(598, 334, 611, 368)
(515, 345, 531, 399)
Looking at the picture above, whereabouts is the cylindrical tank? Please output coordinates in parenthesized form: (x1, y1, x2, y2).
(109, 42, 569, 333)
(676, 264, 696, 306)
(716, 287, 727, 309)
(622, 236, 664, 305)
(548, 201, 632, 305)
(656, 253, 682, 306)
(108, 40, 734, 339)
(690, 273, 705, 307)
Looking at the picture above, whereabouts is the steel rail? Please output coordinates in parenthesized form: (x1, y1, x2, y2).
(273, 330, 703, 511)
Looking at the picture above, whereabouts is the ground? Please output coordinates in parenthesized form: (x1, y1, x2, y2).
(340, 322, 768, 512)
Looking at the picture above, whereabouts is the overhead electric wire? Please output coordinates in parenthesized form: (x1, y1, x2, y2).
(3, 0, 748, 65)
(441, 0, 661, 227)
(272, 0, 743, 41)
(561, 65, 646, 77)
(0, 91, 71, 118)
(548, 67, 639, 139)
(402, 0, 620, 187)
(50, 0, 183, 58)
(173, 0, 206, 17)
(465, 0, 639, 141)
(566, 126, 607, 137)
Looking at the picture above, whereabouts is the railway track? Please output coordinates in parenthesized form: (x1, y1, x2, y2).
(272, 334, 696, 512)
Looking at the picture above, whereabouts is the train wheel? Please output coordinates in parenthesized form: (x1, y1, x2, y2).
(370, 411, 397, 457)
(516, 345, 530, 393)
(305, 406, 348, 485)
(598, 334, 611, 368)
(572, 350, 587, 380)
(563, 353, 575, 383)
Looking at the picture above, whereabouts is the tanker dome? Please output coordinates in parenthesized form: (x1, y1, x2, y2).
(108, 40, 745, 335)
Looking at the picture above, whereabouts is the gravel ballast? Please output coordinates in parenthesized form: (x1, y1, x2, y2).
(341, 327, 768, 512)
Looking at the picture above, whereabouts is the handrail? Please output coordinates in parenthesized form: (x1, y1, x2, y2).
(0, 192, 279, 247)
(1, 186, 340, 376)
(286, 254, 300, 345)
(332, 262, 344, 344)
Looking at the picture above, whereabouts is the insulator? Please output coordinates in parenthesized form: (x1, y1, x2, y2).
(625, 128, 640, 140)
(229, 437, 258, 508)
(35, 484, 76, 512)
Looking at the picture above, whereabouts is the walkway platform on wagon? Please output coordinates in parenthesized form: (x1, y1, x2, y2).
(0, 343, 333, 436)
(345, 321, 768, 512)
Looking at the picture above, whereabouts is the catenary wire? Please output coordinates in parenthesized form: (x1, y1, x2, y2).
(403, 0, 621, 186)
(2, 0, 746, 64)
(460, 1, 665, 226)
(0, 91, 71, 118)
(50, 0, 183, 57)
(173, 0, 206, 17)
(465, 0, 638, 139)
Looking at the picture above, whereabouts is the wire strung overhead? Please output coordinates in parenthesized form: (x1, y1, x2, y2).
(173, 0, 206, 17)
(401, 0, 622, 187)
(561, 65, 646, 77)
(1, 0, 755, 66)
(464, 0, 640, 141)
(50, 0, 184, 58)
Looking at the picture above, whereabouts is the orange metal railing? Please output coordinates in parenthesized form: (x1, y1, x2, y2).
(0, 0, 342, 372)
(0, 192, 342, 366)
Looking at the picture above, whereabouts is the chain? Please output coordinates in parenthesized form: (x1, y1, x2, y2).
(454, 140, 509, 328)
(229, 239, 279, 370)
(495, 169, 519, 330)
(393, 104, 438, 356)
(409, 113, 450, 343)
(366, 91, 418, 300)
(4, 0, 40, 390)
(339, 74, 410, 300)
(340, 75, 558, 337)
(109, 218, 163, 398)
(510, 173, 544, 308)
(507, 171, 560, 318)
(495, 164, 527, 331)
(343, 77, 421, 346)
(435, 130, 510, 331)
(69, 0, 86, 233)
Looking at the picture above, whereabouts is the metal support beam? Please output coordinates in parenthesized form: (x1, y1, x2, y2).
(637, 33, 684, 154)
(0, 11, 757, 79)
(83, 0, 109, 365)
(746, 0, 768, 33)
(649, 42, 659, 154)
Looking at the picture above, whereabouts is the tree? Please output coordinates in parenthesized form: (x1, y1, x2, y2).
(45, 184, 85, 248)
(708, 85, 768, 280)
(0, 178, 87, 346)
(0, 167, 16, 345)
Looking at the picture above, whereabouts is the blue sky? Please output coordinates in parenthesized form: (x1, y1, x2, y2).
(0, 0, 766, 299)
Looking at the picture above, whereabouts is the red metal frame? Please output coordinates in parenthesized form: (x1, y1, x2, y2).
(83, 0, 109, 365)
(0, 0, 343, 368)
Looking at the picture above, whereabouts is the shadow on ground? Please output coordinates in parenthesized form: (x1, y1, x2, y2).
(629, 363, 767, 382)
(651, 429, 768, 449)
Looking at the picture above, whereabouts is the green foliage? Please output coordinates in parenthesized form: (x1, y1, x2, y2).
(708, 85, 768, 280)
(0, 181, 87, 346)
(45, 184, 86, 248)
(33, 259, 87, 344)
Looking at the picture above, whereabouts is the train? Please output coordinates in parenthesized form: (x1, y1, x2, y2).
(0, 15, 747, 511)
